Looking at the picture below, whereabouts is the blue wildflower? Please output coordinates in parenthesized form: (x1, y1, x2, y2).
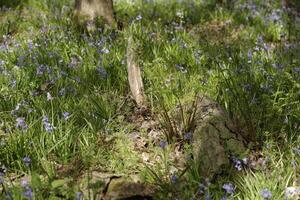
(101, 48, 110, 54)
(42, 115, 54, 132)
(170, 174, 178, 184)
(23, 156, 31, 167)
(16, 117, 28, 131)
(68, 56, 79, 68)
(159, 141, 168, 149)
(36, 65, 47, 76)
(97, 66, 107, 78)
(58, 88, 66, 96)
(260, 188, 272, 200)
(184, 131, 192, 141)
(23, 187, 33, 200)
(293, 147, 300, 155)
(175, 64, 187, 73)
(63, 112, 70, 120)
(222, 183, 235, 195)
(136, 14, 142, 21)
(232, 157, 243, 171)
(21, 179, 29, 188)
(76, 192, 83, 200)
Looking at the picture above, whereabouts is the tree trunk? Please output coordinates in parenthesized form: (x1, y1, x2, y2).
(75, 0, 147, 108)
(74, 0, 116, 27)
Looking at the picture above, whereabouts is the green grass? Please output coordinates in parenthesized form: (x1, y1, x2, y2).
(0, 0, 299, 199)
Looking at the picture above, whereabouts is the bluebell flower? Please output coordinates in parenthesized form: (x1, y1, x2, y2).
(222, 183, 235, 195)
(232, 157, 243, 171)
(260, 188, 272, 200)
(76, 192, 83, 200)
(68, 56, 79, 68)
(170, 174, 178, 183)
(175, 64, 187, 74)
(9, 79, 16, 88)
(101, 48, 110, 54)
(42, 115, 54, 132)
(136, 14, 142, 21)
(58, 88, 66, 97)
(159, 141, 168, 149)
(204, 192, 212, 200)
(63, 112, 70, 120)
(23, 187, 33, 200)
(247, 51, 253, 60)
(36, 65, 47, 76)
(60, 70, 68, 77)
(294, 67, 300, 73)
(97, 67, 107, 78)
(21, 179, 29, 188)
(73, 76, 81, 83)
(67, 86, 77, 95)
(23, 156, 31, 167)
(27, 40, 34, 51)
(221, 195, 227, 200)
(293, 147, 300, 155)
(197, 183, 207, 195)
(184, 131, 192, 141)
(16, 117, 28, 131)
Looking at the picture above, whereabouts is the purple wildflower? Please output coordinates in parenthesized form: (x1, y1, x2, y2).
(294, 67, 300, 73)
(232, 158, 243, 171)
(36, 65, 47, 76)
(221, 196, 227, 200)
(16, 117, 28, 131)
(175, 64, 187, 73)
(23, 187, 33, 200)
(293, 147, 300, 155)
(63, 112, 70, 120)
(69, 56, 79, 68)
(159, 141, 168, 149)
(260, 188, 272, 200)
(184, 131, 192, 140)
(21, 179, 29, 188)
(101, 48, 110, 54)
(247, 50, 253, 60)
(23, 156, 31, 167)
(73, 76, 81, 83)
(42, 115, 54, 132)
(76, 192, 83, 200)
(222, 183, 235, 195)
(197, 183, 207, 195)
(97, 66, 107, 78)
(60, 70, 68, 77)
(170, 174, 178, 183)
(205, 192, 211, 200)
(9, 79, 16, 88)
(58, 88, 66, 96)
(136, 14, 142, 21)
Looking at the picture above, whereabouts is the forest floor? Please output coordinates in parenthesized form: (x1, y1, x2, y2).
(0, 0, 300, 199)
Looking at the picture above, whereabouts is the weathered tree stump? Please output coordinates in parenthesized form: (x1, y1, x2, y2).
(172, 95, 247, 177)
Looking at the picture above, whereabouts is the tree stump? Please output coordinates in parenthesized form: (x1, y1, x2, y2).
(172, 94, 247, 177)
